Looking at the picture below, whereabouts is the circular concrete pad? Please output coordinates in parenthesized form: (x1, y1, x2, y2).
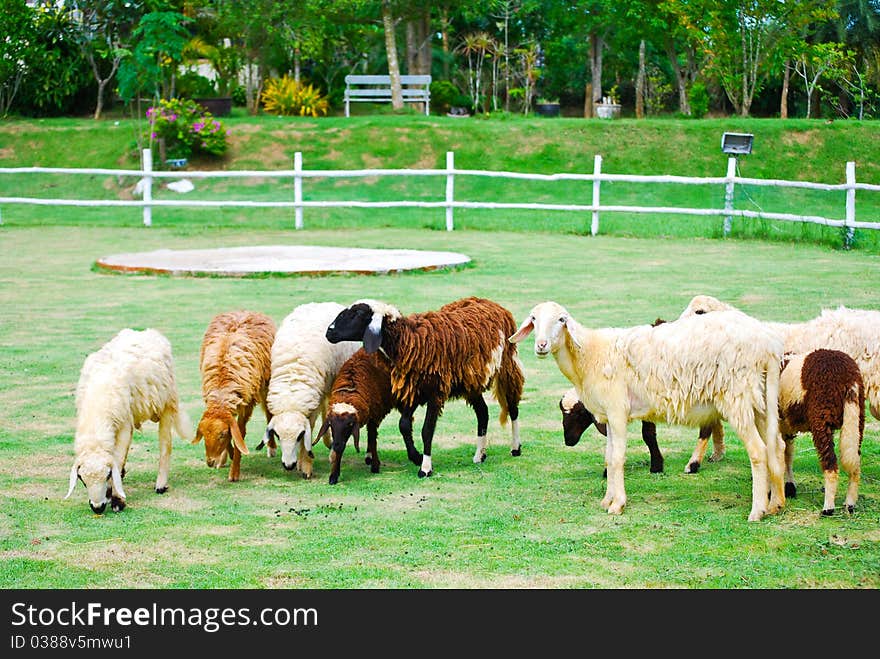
(95, 245, 471, 277)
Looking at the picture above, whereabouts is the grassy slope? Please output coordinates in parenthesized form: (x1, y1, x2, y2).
(1, 115, 879, 589)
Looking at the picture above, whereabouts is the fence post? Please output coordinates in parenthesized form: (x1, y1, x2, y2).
(294, 151, 303, 230)
(142, 148, 153, 227)
(723, 156, 736, 236)
(844, 161, 855, 249)
(445, 151, 455, 231)
(591, 154, 602, 236)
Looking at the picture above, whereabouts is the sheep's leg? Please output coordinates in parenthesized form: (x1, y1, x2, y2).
(507, 398, 521, 457)
(155, 412, 173, 494)
(328, 443, 344, 485)
(229, 407, 252, 483)
(684, 425, 713, 474)
(708, 420, 725, 462)
(640, 421, 663, 473)
(469, 394, 490, 464)
(730, 420, 771, 522)
(810, 421, 839, 515)
(418, 404, 440, 478)
(602, 414, 628, 515)
(111, 425, 133, 512)
(783, 434, 797, 498)
(399, 412, 422, 466)
(839, 399, 863, 514)
(367, 424, 380, 474)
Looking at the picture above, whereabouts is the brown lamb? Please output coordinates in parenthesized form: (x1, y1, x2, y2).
(316, 349, 409, 484)
(193, 310, 277, 482)
(325, 296, 525, 478)
(780, 348, 865, 515)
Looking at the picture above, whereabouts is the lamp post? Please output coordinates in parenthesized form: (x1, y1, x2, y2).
(721, 133, 753, 236)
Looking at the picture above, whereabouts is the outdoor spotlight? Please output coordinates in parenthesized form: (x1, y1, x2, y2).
(721, 132, 754, 155)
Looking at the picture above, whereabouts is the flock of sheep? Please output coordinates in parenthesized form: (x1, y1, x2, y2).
(64, 294, 878, 522)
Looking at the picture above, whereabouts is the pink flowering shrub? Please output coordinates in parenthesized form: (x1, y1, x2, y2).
(146, 98, 229, 161)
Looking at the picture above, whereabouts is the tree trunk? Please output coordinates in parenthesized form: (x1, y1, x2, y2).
(584, 82, 593, 118)
(636, 39, 646, 119)
(382, 0, 403, 110)
(406, 21, 418, 74)
(780, 59, 789, 119)
(665, 39, 691, 116)
(589, 31, 604, 111)
(440, 9, 450, 79)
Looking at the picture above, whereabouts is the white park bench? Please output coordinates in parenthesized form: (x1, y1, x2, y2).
(344, 74, 431, 117)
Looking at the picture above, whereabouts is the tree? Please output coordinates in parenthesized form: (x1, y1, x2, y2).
(795, 41, 852, 117)
(68, 0, 145, 120)
(0, 0, 34, 118)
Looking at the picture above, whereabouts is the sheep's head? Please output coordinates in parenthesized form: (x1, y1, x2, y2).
(509, 301, 578, 358)
(559, 389, 596, 447)
(64, 449, 125, 514)
(326, 300, 400, 354)
(267, 411, 311, 473)
(192, 407, 248, 469)
(678, 295, 733, 320)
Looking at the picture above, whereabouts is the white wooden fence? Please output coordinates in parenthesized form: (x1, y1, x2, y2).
(2, 149, 879, 248)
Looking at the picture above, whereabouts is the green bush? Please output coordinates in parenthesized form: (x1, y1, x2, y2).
(146, 97, 229, 161)
(688, 81, 709, 119)
(429, 80, 460, 114)
(260, 75, 328, 117)
(177, 71, 217, 99)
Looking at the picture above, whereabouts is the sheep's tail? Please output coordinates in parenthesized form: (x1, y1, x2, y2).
(494, 344, 525, 427)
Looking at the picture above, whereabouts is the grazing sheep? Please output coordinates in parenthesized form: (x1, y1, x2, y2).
(779, 349, 864, 515)
(325, 296, 525, 478)
(316, 348, 412, 484)
(510, 301, 786, 521)
(679, 294, 880, 471)
(192, 310, 277, 482)
(265, 302, 360, 479)
(64, 328, 190, 513)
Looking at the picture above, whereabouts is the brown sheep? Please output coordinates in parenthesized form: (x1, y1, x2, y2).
(780, 348, 865, 515)
(316, 349, 412, 484)
(325, 297, 525, 478)
(193, 310, 277, 482)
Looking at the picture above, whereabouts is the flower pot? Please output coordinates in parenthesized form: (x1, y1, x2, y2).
(535, 103, 561, 117)
(194, 97, 233, 117)
(594, 103, 621, 119)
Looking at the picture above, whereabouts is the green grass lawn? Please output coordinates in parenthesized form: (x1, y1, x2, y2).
(1, 222, 878, 589)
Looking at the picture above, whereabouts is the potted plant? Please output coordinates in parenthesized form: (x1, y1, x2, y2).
(535, 98, 561, 117)
(182, 37, 239, 117)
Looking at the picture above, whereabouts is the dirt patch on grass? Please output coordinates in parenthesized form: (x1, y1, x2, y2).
(781, 130, 820, 146)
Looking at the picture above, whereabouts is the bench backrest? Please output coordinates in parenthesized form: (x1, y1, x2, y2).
(345, 74, 432, 87)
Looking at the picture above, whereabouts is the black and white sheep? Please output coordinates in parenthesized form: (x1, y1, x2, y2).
(325, 297, 525, 478)
(64, 328, 190, 513)
(315, 348, 411, 484)
(778, 348, 864, 515)
(510, 301, 786, 522)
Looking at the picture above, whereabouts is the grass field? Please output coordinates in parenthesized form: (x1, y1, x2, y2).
(1, 115, 879, 589)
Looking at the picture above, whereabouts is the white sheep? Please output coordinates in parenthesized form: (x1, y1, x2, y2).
(509, 301, 787, 522)
(64, 328, 190, 514)
(679, 294, 880, 469)
(265, 302, 360, 479)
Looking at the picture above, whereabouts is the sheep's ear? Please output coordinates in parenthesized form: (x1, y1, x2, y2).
(63, 463, 78, 500)
(561, 317, 582, 348)
(315, 417, 330, 442)
(508, 316, 534, 343)
(230, 421, 249, 455)
(363, 311, 383, 354)
(191, 427, 203, 445)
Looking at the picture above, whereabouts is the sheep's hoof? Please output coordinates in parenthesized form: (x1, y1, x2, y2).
(708, 451, 725, 463)
(821, 508, 834, 516)
(747, 511, 765, 522)
(155, 486, 168, 494)
(370, 463, 380, 474)
(228, 475, 240, 483)
(111, 497, 126, 512)
(328, 474, 339, 485)
(784, 482, 797, 498)
(601, 468, 607, 479)
(510, 447, 521, 457)
(650, 463, 664, 474)
(364, 456, 372, 465)
(418, 469, 432, 478)
(685, 461, 700, 474)
(255, 440, 266, 451)
(846, 504, 855, 514)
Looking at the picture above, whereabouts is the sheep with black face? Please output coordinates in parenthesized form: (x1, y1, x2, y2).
(325, 297, 525, 478)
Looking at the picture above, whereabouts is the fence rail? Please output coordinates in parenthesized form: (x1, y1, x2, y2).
(2, 149, 879, 246)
